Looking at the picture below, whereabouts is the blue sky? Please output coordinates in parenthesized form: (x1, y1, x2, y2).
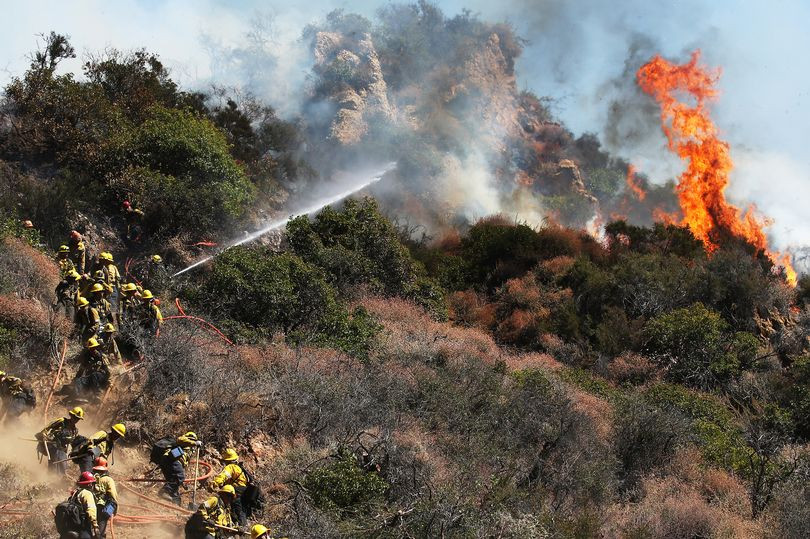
(1, 0, 808, 250)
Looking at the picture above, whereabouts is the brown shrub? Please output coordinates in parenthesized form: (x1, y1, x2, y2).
(603, 448, 762, 538)
(362, 296, 503, 366)
(571, 389, 614, 444)
(537, 255, 576, 279)
(605, 352, 661, 386)
(0, 237, 60, 301)
(505, 352, 563, 372)
(448, 289, 489, 327)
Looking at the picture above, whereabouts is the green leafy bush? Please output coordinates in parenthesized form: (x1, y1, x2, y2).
(643, 303, 758, 389)
(304, 451, 388, 513)
(108, 105, 254, 236)
(643, 383, 749, 472)
(198, 247, 379, 357)
(287, 197, 445, 317)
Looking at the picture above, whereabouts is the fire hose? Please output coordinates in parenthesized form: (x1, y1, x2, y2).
(0, 461, 216, 531)
(166, 298, 234, 346)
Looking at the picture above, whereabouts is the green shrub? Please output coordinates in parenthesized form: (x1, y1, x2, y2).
(643, 383, 749, 472)
(788, 356, 810, 440)
(287, 198, 446, 317)
(108, 105, 254, 236)
(199, 247, 379, 357)
(643, 303, 758, 389)
(304, 452, 388, 513)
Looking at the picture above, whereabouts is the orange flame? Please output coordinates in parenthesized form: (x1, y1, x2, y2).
(637, 51, 796, 286)
(625, 164, 646, 200)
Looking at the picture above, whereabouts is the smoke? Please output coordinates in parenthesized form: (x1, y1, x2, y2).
(1, 1, 807, 249)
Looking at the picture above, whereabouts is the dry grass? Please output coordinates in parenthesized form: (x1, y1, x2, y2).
(602, 448, 762, 538)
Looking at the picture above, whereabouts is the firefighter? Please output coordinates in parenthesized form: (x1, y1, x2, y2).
(210, 448, 256, 526)
(69, 230, 87, 274)
(99, 252, 121, 321)
(37, 406, 84, 474)
(93, 458, 118, 538)
(139, 289, 163, 335)
(55, 269, 82, 318)
(142, 254, 169, 292)
(72, 337, 110, 397)
(100, 323, 122, 365)
(118, 283, 139, 323)
(157, 432, 202, 504)
(0, 371, 36, 421)
(122, 200, 145, 243)
(91, 424, 126, 461)
(185, 485, 237, 539)
(75, 296, 101, 340)
(89, 283, 114, 324)
(71, 423, 125, 472)
(57, 471, 100, 539)
(57, 245, 75, 276)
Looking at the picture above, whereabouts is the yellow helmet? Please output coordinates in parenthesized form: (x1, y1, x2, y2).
(151, 254, 162, 263)
(58, 245, 70, 254)
(69, 406, 85, 420)
(140, 289, 154, 300)
(111, 423, 126, 437)
(219, 484, 236, 497)
(69, 270, 82, 281)
(184, 431, 198, 441)
(90, 283, 105, 293)
(222, 448, 239, 462)
(76, 296, 89, 307)
(103, 323, 116, 333)
(0, 371, 5, 378)
(86, 337, 100, 349)
(121, 282, 137, 293)
(251, 525, 270, 539)
(99, 252, 113, 262)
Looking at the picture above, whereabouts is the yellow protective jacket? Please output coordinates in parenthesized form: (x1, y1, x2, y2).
(197, 496, 234, 534)
(102, 264, 121, 290)
(39, 417, 78, 447)
(90, 430, 116, 458)
(166, 434, 199, 467)
(101, 337, 122, 365)
(94, 474, 119, 506)
(0, 376, 25, 397)
(58, 258, 75, 279)
(75, 488, 98, 527)
(119, 295, 138, 321)
(211, 463, 248, 489)
(76, 305, 101, 334)
(70, 241, 86, 273)
(92, 297, 113, 322)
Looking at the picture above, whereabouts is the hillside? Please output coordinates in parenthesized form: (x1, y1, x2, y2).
(1, 5, 810, 539)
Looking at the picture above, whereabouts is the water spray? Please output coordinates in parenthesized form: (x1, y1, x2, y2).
(172, 162, 396, 277)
